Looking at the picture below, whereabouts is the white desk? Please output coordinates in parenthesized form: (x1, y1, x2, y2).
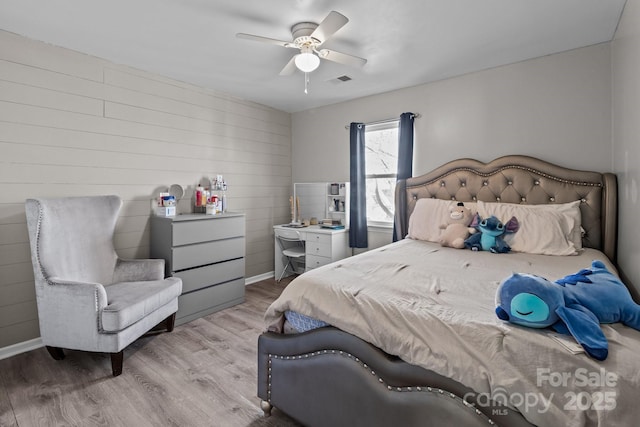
(274, 224, 350, 280)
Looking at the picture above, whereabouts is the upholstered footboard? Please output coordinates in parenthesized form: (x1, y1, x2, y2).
(257, 327, 534, 427)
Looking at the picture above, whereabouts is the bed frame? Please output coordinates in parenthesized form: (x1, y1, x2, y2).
(257, 155, 618, 427)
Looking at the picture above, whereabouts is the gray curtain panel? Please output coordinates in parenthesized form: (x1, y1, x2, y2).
(349, 122, 368, 248)
(392, 112, 415, 242)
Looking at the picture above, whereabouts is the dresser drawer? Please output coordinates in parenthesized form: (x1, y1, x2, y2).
(172, 216, 245, 246)
(306, 241, 331, 257)
(172, 237, 245, 271)
(306, 254, 331, 270)
(174, 257, 245, 293)
(306, 232, 331, 246)
(177, 278, 245, 320)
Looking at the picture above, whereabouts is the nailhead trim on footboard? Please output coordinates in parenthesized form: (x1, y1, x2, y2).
(267, 350, 497, 425)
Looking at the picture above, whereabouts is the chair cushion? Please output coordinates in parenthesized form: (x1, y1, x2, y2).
(101, 277, 182, 332)
(283, 246, 305, 258)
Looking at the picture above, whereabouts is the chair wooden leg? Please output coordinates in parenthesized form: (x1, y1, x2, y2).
(45, 346, 65, 360)
(166, 313, 176, 332)
(111, 351, 124, 377)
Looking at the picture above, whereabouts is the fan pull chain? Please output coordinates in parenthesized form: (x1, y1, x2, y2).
(304, 72, 309, 94)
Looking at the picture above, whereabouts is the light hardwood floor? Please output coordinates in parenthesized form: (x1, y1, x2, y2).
(0, 277, 302, 427)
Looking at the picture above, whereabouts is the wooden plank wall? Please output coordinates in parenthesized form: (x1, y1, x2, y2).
(0, 30, 292, 348)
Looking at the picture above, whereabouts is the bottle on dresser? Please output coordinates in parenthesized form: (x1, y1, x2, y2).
(221, 180, 227, 212)
(195, 185, 204, 210)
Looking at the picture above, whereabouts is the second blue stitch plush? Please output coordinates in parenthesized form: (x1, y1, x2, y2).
(464, 214, 519, 253)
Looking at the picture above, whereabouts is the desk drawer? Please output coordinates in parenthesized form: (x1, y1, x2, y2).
(306, 254, 331, 270)
(173, 216, 244, 246)
(306, 241, 331, 257)
(174, 258, 245, 293)
(306, 232, 331, 246)
(172, 237, 245, 271)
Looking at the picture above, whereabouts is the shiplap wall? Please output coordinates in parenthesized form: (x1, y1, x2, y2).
(0, 30, 292, 348)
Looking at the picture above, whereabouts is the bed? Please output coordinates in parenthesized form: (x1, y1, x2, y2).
(257, 155, 640, 427)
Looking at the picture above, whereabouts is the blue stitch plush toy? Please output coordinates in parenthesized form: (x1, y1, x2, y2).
(495, 260, 640, 360)
(464, 214, 519, 253)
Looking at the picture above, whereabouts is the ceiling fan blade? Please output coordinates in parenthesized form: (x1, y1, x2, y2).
(279, 56, 298, 76)
(318, 49, 367, 68)
(310, 11, 348, 44)
(236, 33, 293, 48)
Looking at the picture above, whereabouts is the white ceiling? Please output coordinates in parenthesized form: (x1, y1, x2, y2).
(0, 0, 627, 113)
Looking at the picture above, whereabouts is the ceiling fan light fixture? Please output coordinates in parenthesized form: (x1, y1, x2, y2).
(295, 51, 320, 73)
(237, 11, 365, 78)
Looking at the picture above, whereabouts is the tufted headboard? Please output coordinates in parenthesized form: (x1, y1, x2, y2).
(395, 155, 617, 262)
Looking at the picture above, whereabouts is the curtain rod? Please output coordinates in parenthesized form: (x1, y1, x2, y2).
(344, 113, 421, 129)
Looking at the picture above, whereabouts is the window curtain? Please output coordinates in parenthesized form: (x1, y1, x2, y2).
(392, 112, 415, 242)
(349, 122, 368, 248)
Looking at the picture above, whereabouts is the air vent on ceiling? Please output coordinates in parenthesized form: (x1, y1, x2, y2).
(327, 75, 354, 85)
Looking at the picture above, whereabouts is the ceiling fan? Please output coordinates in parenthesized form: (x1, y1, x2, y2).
(236, 11, 367, 77)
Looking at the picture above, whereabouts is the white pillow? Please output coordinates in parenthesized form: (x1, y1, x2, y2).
(407, 199, 477, 242)
(477, 200, 582, 256)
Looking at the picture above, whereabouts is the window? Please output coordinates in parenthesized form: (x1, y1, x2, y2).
(365, 121, 399, 225)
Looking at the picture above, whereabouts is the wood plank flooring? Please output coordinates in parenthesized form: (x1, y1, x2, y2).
(0, 277, 302, 427)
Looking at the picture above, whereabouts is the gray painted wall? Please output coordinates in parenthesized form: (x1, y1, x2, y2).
(0, 30, 292, 348)
(292, 43, 613, 247)
(613, 0, 640, 298)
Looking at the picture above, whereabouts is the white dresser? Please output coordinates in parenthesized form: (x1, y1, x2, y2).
(151, 213, 245, 325)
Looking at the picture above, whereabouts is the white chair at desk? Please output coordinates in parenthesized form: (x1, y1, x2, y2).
(275, 228, 306, 282)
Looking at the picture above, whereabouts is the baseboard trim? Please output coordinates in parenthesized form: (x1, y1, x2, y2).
(0, 337, 43, 360)
(245, 271, 274, 286)
(0, 273, 276, 360)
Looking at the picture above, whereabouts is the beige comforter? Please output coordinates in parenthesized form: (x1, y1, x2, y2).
(265, 239, 640, 427)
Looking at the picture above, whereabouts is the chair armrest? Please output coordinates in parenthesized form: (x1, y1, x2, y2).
(43, 278, 110, 347)
(113, 258, 165, 282)
(47, 278, 109, 308)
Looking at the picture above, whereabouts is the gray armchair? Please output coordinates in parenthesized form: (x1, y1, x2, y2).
(25, 195, 182, 377)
